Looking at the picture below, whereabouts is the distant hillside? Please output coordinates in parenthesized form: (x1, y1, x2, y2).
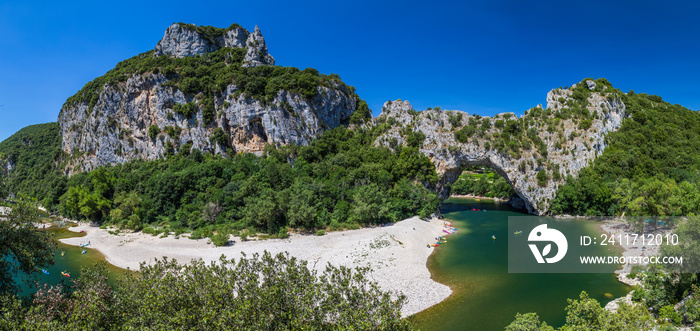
(0, 122, 65, 202)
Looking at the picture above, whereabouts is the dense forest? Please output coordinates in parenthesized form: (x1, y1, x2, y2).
(0, 123, 65, 201)
(7, 125, 438, 243)
(550, 88, 700, 217)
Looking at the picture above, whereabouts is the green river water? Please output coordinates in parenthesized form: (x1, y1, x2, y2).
(412, 198, 632, 330)
(17, 226, 125, 297)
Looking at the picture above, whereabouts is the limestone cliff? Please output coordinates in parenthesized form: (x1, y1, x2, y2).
(373, 79, 627, 214)
(59, 23, 359, 173)
(154, 23, 274, 67)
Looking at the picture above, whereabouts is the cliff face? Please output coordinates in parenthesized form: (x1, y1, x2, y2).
(373, 80, 627, 214)
(59, 23, 357, 173)
(154, 23, 274, 67)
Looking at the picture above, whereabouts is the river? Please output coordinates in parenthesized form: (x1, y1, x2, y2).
(17, 225, 126, 297)
(412, 197, 631, 330)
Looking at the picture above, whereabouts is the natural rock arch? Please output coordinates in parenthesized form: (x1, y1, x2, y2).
(373, 80, 627, 214)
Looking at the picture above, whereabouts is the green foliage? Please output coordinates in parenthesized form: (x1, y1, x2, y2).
(148, 125, 160, 140)
(404, 130, 425, 148)
(164, 126, 182, 139)
(0, 197, 56, 295)
(509, 291, 655, 330)
(659, 305, 682, 325)
(14, 253, 412, 330)
(210, 232, 229, 246)
(506, 313, 554, 331)
(315, 230, 325, 236)
(451, 167, 515, 199)
(208, 127, 229, 147)
(350, 97, 372, 125)
(537, 170, 548, 187)
(0, 123, 65, 209)
(551, 88, 700, 216)
(448, 112, 463, 127)
(48, 126, 438, 233)
(62, 45, 365, 119)
(173, 101, 198, 118)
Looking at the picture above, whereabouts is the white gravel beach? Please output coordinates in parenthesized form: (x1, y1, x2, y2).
(60, 216, 453, 317)
(600, 220, 672, 286)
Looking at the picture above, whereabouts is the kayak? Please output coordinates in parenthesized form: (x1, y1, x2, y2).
(61, 271, 70, 278)
(41, 269, 49, 275)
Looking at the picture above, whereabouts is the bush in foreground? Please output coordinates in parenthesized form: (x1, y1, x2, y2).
(12, 252, 412, 330)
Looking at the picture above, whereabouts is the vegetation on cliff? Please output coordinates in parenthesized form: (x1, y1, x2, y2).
(61, 46, 370, 125)
(50, 126, 438, 239)
(550, 89, 700, 216)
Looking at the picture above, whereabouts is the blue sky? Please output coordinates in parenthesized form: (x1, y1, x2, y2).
(1, 0, 699, 141)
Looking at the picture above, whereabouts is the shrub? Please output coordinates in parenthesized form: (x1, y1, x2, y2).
(210, 232, 229, 246)
(537, 170, 548, 187)
(579, 119, 592, 130)
(209, 127, 229, 147)
(448, 112, 463, 127)
(148, 125, 160, 140)
(315, 230, 325, 236)
(173, 102, 198, 118)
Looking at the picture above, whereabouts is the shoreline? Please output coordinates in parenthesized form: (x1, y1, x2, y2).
(60, 216, 453, 317)
(448, 194, 508, 202)
(599, 220, 670, 286)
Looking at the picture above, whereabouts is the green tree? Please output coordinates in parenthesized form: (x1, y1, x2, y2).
(0, 197, 56, 295)
(351, 184, 391, 224)
(506, 313, 554, 331)
(22, 252, 413, 330)
(148, 125, 160, 140)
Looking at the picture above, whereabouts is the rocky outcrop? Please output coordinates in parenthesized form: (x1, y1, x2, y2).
(59, 73, 355, 174)
(154, 23, 274, 67)
(59, 23, 352, 174)
(373, 80, 627, 214)
(242, 26, 275, 67)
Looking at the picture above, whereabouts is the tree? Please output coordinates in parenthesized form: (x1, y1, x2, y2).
(148, 125, 160, 140)
(351, 184, 390, 224)
(0, 197, 56, 295)
(506, 313, 554, 331)
(21, 252, 413, 330)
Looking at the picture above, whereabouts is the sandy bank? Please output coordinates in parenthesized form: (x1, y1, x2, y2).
(60, 216, 453, 317)
(600, 221, 672, 286)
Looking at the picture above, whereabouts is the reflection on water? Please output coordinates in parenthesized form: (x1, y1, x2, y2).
(411, 198, 631, 330)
